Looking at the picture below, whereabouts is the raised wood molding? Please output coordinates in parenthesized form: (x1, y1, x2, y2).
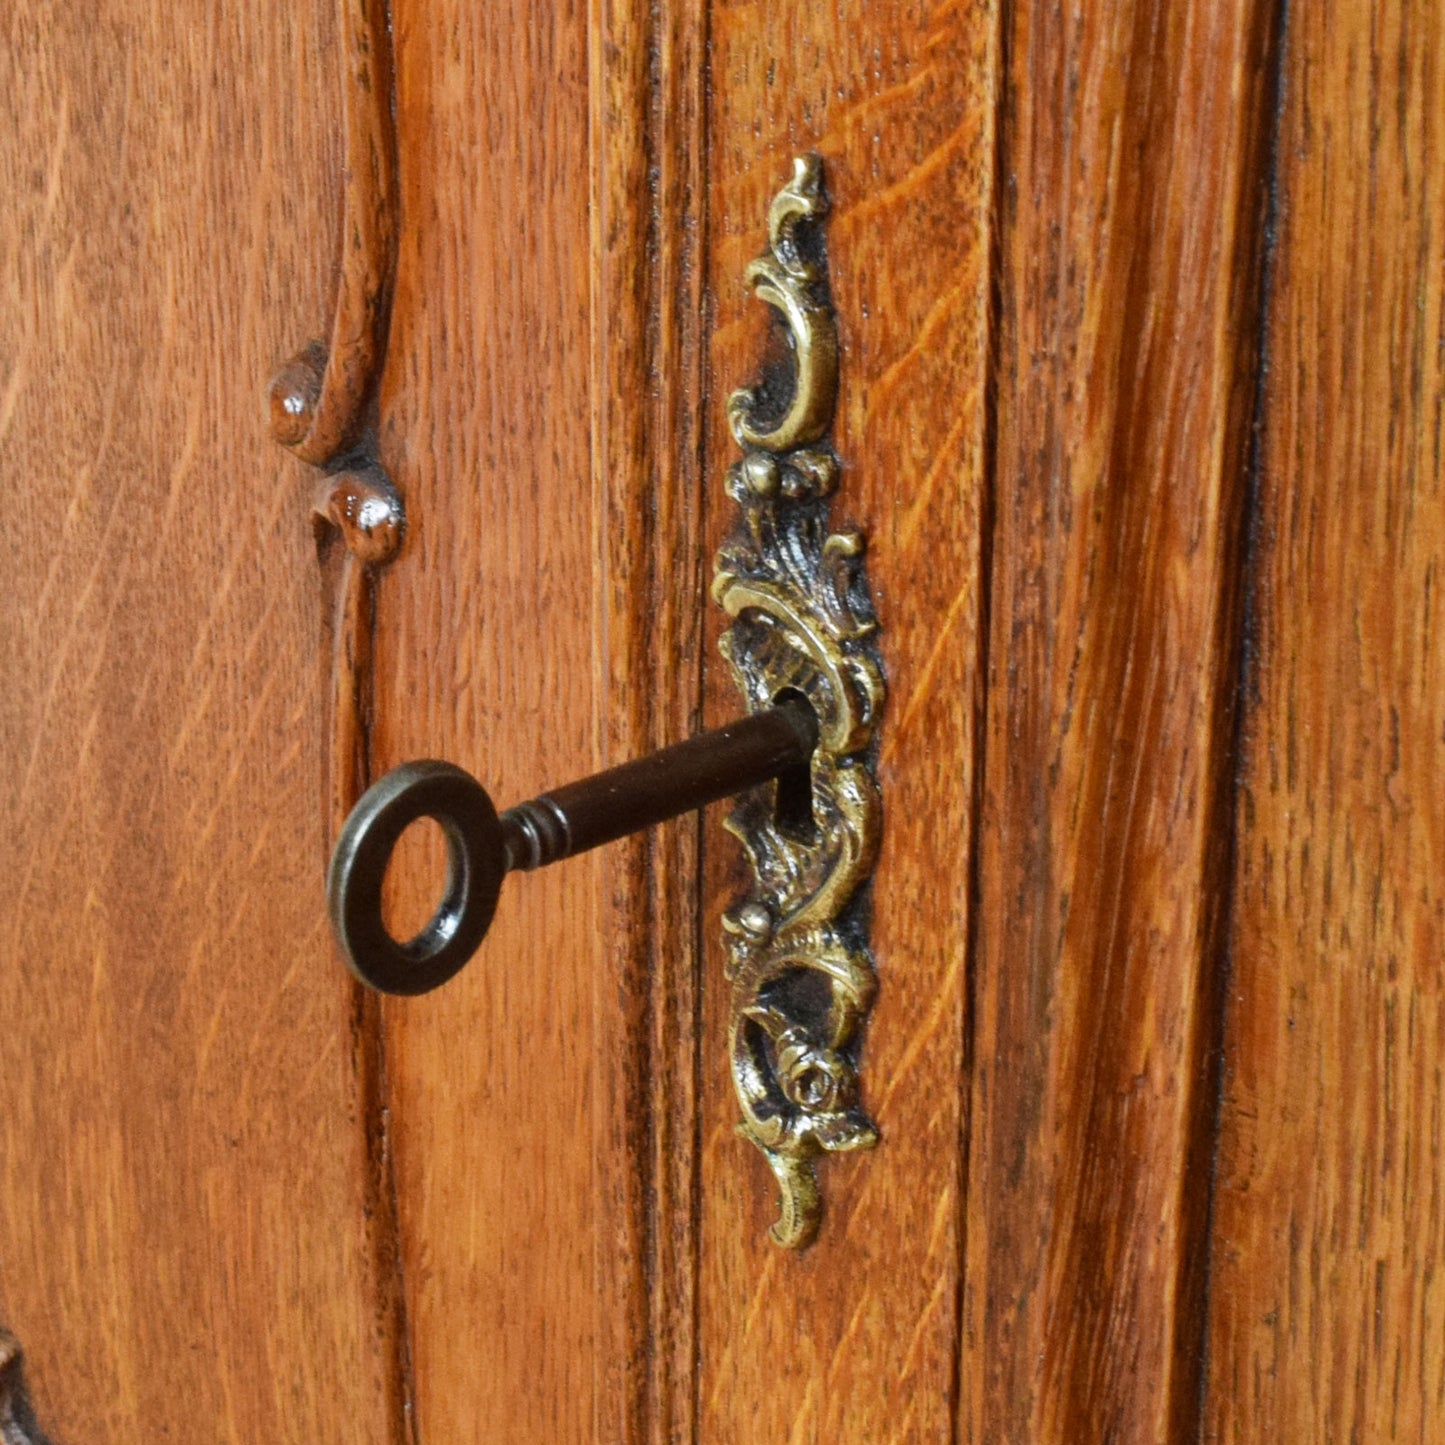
(588, 0, 710, 1436)
(962, 0, 1280, 1437)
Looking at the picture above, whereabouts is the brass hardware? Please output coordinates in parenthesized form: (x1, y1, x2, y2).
(0, 1330, 51, 1445)
(714, 155, 885, 1250)
(725, 165, 840, 455)
(327, 702, 820, 995)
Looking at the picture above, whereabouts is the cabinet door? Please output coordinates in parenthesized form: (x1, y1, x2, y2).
(3, 1, 1442, 1442)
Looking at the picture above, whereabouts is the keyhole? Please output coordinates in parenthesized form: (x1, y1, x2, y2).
(773, 688, 818, 841)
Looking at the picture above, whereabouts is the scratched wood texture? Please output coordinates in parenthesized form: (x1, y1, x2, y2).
(961, 0, 1278, 1439)
(1202, 4, 1445, 1440)
(0, 3, 405, 1441)
(695, 4, 997, 1440)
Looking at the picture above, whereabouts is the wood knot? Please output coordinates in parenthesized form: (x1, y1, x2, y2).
(313, 462, 405, 566)
(267, 341, 328, 448)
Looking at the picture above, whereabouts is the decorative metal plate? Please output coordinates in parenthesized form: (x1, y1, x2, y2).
(0, 1331, 51, 1445)
(714, 155, 885, 1250)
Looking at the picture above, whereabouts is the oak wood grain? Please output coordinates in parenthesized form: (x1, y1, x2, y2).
(961, 0, 1277, 1438)
(369, 0, 708, 1437)
(697, 5, 998, 1440)
(1202, 4, 1445, 1439)
(0, 2, 403, 1438)
(14, 1, 1442, 1438)
(587, 0, 710, 1438)
(369, 0, 600, 1436)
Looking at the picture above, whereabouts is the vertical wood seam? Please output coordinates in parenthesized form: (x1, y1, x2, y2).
(348, 1, 417, 1428)
(686, 2, 713, 1439)
(292, 0, 415, 1432)
(586, 6, 629, 1438)
(645, 2, 710, 1430)
(635, 8, 663, 1432)
(588, 0, 709, 1433)
(1157, 0, 1289, 1428)
(1188, 1, 1292, 1438)
(354, 982, 420, 1445)
(951, 0, 1009, 1438)
(333, 450, 419, 1445)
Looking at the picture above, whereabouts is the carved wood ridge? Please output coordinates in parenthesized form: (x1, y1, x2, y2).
(267, 0, 400, 474)
(265, 0, 404, 828)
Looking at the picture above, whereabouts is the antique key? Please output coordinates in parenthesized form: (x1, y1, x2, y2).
(326, 696, 818, 995)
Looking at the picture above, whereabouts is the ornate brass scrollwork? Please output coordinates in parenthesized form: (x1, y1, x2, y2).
(0, 1331, 52, 1445)
(714, 156, 885, 1249)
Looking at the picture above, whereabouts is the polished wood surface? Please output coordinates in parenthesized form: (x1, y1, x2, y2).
(0, 3, 402, 1439)
(369, 0, 603, 1436)
(1203, 4, 1445, 1439)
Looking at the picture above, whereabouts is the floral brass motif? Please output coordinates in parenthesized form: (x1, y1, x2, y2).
(714, 155, 885, 1249)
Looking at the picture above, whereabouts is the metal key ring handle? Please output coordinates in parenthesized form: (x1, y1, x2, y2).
(326, 760, 507, 995)
(326, 703, 820, 996)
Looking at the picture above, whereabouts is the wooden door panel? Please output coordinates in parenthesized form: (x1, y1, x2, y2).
(1203, 4, 1445, 1439)
(372, 0, 605, 1438)
(0, 3, 402, 1439)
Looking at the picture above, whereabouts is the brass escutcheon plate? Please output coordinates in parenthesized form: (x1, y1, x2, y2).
(714, 156, 885, 1250)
